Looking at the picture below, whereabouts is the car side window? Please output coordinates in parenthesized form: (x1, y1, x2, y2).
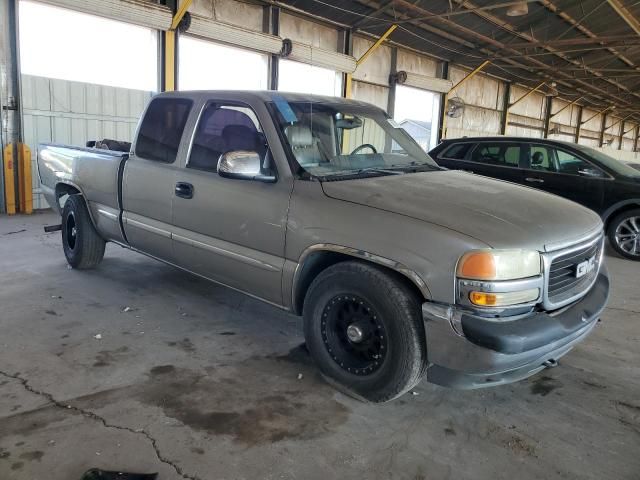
(529, 145, 555, 172)
(135, 97, 193, 163)
(440, 143, 472, 160)
(471, 143, 521, 167)
(188, 104, 267, 172)
(554, 149, 604, 177)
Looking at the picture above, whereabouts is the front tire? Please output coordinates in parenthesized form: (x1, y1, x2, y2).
(607, 209, 640, 261)
(303, 261, 427, 402)
(62, 195, 106, 269)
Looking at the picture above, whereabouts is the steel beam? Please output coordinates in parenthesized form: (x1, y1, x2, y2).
(550, 96, 583, 120)
(606, 0, 640, 36)
(345, 23, 397, 99)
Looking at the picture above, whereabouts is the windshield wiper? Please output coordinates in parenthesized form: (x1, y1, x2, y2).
(320, 167, 404, 181)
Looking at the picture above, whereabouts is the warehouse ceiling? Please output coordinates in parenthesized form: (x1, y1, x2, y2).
(276, 0, 640, 122)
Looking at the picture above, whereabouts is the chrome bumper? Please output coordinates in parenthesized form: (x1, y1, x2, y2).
(423, 266, 610, 389)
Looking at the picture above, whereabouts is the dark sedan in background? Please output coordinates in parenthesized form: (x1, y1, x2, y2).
(429, 137, 640, 260)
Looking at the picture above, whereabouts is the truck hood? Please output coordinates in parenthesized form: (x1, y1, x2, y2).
(321, 170, 602, 252)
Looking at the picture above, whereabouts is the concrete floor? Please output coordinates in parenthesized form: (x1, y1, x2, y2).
(0, 211, 638, 480)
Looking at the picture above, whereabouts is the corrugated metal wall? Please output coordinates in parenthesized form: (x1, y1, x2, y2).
(21, 74, 152, 208)
(445, 65, 504, 139)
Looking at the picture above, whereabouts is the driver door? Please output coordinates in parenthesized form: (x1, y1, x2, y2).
(171, 100, 292, 305)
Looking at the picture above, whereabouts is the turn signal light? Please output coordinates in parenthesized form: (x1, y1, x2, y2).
(469, 292, 497, 306)
(469, 289, 540, 307)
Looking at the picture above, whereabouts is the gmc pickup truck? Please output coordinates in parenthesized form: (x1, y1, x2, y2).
(38, 91, 610, 402)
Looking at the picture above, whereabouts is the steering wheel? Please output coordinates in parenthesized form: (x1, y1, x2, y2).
(351, 143, 378, 155)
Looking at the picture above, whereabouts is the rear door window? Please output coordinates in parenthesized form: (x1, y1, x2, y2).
(471, 143, 521, 167)
(529, 145, 556, 172)
(440, 143, 472, 160)
(135, 97, 193, 163)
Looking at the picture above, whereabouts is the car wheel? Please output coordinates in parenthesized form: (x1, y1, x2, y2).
(303, 261, 427, 402)
(62, 195, 106, 269)
(608, 209, 640, 261)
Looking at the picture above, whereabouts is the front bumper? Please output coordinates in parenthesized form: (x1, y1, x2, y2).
(423, 266, 610, 389)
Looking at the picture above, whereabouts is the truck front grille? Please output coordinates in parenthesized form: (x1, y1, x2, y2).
(543, 233, 604, 310)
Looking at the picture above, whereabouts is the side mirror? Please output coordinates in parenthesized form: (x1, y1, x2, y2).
(217, 151, 276, 183)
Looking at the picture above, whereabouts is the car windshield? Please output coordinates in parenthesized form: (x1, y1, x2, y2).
(573, 144, 640, 179)
(268, 100, 440, 179)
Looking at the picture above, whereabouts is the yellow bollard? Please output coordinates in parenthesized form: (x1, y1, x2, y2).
(18, 143, 33, 214)
(3, 144, 16, 215)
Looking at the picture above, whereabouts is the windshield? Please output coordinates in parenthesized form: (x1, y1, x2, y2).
(573, 144, 640, 179)
(269, 100, 440, 179)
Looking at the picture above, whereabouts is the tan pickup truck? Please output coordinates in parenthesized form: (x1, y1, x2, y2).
(38, 91, 609, 402)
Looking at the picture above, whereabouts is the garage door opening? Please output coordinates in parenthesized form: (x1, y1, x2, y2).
(179, 36, 268, 91)
(393, 85, 440, 152)
(19, 0, 157, 91)
(278, 59, 342, 97)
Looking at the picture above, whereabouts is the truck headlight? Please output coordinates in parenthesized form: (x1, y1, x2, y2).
(457, 250, 542, 310)
(457, 249, 541, 281)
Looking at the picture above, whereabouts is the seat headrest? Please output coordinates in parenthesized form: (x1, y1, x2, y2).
(532, 152, 544, 165)
(285, 125, 313, 148)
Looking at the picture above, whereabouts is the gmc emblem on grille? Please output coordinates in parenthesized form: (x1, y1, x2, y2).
(576, 255, 597, 278)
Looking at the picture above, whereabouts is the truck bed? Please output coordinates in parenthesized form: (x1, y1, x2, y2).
(37, 143, 128, 243)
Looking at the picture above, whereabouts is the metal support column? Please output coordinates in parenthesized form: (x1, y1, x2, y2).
(436, 61, 449, 143)
(341, 29, 353, 98)
(264, 5, 279, 91)
(500, 82, 512, 135)
(542, 96, 553, 138)
(574, 106, 583, 144)
(618, 121, 625, 150)
(598, 113, 608, 147)
(161, 0, 192, 92)
(386, 47, 398, 117)
(634, 125, 639, 152)
(0, 0, 21, 213)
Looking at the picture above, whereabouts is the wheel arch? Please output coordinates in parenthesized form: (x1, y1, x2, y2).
(602, 199, 640, 230)
(56, 182, 100, 231)
(291, 244, 432, 315)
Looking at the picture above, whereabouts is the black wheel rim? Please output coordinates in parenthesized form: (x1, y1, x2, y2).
(66, 212, 77, 251)
(321, 295, 387, 376)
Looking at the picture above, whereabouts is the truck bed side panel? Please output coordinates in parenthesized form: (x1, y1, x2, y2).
(37, 143, 127, 243)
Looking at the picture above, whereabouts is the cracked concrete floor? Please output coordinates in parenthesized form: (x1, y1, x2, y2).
(1, 211, 639, 480)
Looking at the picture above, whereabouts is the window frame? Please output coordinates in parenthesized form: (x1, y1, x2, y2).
(134, 97, 194, 164)
(184, 100, 277, 179)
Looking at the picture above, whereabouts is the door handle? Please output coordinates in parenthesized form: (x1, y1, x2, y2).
(175, 182, 194, 199)
(525, 177, 544, 183)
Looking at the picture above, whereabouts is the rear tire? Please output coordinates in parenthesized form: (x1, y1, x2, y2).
(607, 209, 640, 261)
(303, 261, 427, 402)
(62, 195, 106, 269)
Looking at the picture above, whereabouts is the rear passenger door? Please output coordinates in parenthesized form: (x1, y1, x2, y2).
(122, 96, 193, 261)
(465, 142, 525, 184)
(171, 100, 292, 305)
